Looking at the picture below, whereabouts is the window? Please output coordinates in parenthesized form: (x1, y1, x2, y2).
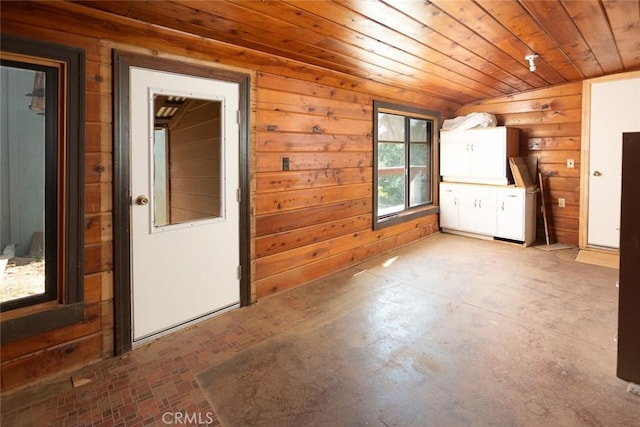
(152, 95, 224, 228)
(373, 101, 439, 229)
(0, 35, 84, 342)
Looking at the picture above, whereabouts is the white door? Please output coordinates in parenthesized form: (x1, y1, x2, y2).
(588, 77, 640, 249)
(130, 67, 240, 342)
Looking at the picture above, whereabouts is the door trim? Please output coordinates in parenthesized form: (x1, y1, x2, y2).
(579, 70, 640, 249)
(113, 51, 251, 355)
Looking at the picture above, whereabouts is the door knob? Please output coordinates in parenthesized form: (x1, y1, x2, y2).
(136, 195, 149, 205)
(593, 171, 602, 176)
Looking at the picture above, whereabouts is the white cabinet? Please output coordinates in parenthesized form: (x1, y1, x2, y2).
(439, 182, 536, 246)
(440, 127, 519, 185)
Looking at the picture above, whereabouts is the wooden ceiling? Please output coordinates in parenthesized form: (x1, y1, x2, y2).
(77, 0, 639, 105)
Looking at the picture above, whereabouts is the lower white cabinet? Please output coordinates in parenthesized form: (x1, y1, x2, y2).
(439, 182, 536, 246)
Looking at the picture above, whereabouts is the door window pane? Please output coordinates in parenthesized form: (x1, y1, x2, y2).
(153, 95, 223, 227)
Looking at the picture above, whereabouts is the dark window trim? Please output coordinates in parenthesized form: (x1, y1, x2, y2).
(113, 51, 251, 355)
(0, 35, 85, 344)
(373, 100, 440, 230)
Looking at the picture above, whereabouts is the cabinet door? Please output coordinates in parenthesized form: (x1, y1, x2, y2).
(475, 187, 497, 235)
(458, 186, 479, 232)
(439, 183, 459, 229)
(457, 186, 497, 235)
(440, 140, 468, 178)
(496, 188, 524, 240)
(469, 138, 505, 179)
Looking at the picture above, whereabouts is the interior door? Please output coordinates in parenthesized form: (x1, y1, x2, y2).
(130, 67, 240, 342)
(588, 77, 640, 248)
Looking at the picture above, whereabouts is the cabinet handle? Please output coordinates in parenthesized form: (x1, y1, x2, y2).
(470, 143, 474, 152)
(479, 199, 482, 208)
(474, 199, 477, 208)
(454, 197, 457, 206)
(502, 202, 505, 211)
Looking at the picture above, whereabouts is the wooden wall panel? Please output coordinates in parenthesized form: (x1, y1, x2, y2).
(457, 82, 582, 244)
(1, 334, 102, 391)
(255, 215, 439, 296)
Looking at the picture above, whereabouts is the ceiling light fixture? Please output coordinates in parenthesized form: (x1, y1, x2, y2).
(525, 54, 539, 72)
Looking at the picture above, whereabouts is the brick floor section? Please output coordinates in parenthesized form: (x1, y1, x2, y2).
(1, 292, 320, 427)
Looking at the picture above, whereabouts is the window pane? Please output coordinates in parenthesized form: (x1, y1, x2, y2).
(409, 118, 431, 207)
(409, 142, 431, 207)
(153, 95, 223, 227)
(410, 118, 427, 142)
(0, 66, 46, 303)
(153, 127, 169, 226)
(378, 113, 405, 142)
(378, 141, 405, 215)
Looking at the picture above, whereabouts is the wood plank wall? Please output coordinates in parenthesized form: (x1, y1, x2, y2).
(457, 82, 582, 245)
(0, 1, 451, 390)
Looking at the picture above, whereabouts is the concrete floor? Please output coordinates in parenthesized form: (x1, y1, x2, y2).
(2, 233, 639, 426)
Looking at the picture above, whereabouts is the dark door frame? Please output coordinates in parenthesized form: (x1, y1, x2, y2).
(113, 51, 251, 355)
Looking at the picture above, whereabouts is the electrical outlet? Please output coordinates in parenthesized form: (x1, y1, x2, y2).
(558, 198, 566, 208)
(282, 157, 290, 171)
(567, 159, 575, 168)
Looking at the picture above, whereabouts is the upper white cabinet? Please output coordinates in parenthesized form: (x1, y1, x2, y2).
(440, 127, 520, 186)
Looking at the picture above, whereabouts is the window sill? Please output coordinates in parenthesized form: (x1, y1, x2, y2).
(374, 205, 440, 230)
(1, 302, 84, 345)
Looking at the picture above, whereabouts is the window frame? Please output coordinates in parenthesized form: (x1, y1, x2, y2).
(373, 101, 440, 230)
(0, 35, 85, 344)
